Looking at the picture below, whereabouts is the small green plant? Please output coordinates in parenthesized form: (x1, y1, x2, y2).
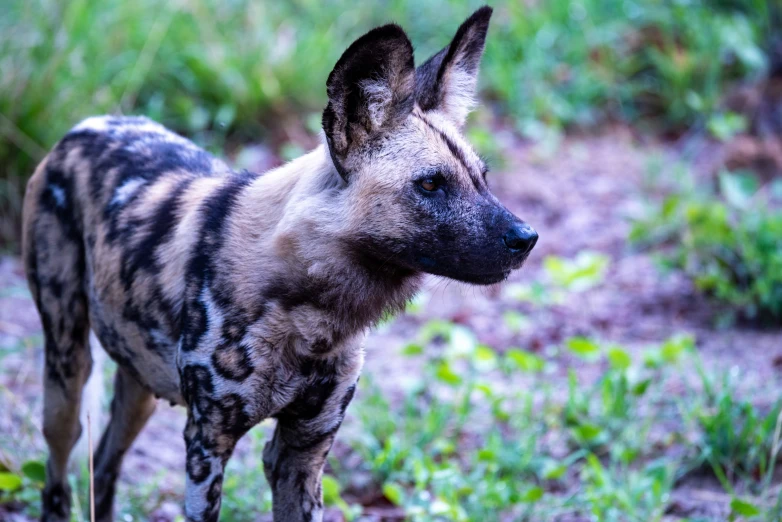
(668, 357, 782, 521)
(632, 169, 782, 321)
(575, 454, 676, 522)
(685, 368, 782, 493)
(332, 321, 769, 521)
(560, 336, 693, 463)
(504, 250, 609, 307)
(0, 459, 46, 518)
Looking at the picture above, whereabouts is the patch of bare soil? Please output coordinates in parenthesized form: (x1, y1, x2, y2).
(1, 128, 780, 521)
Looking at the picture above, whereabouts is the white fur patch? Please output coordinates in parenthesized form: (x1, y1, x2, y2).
(49, 184, 66, 208)
(72, 116, 111, 132)
(111, 177, 146, 206)
(442, 67, 478, 127)
(360, 78, 393, 129)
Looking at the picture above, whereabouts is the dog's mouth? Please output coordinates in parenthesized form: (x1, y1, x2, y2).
(412, 248, 532, 285)
(456, 270, 511, 285)
(452, 251, 533, 285)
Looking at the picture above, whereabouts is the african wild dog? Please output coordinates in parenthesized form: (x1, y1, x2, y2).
(22, 6, 537, 522)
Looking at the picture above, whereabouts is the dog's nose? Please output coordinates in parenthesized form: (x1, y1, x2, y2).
(503, 224, 538, 254)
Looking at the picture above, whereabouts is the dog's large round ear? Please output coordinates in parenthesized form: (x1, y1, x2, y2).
(415, 6, 493, 128)
(322, 24, 416, 180)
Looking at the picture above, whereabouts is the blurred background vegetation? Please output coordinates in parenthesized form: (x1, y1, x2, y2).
(0, 0, 775, 238)
(1, 0, 782, 521)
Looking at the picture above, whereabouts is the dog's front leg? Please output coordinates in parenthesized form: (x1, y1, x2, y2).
(263, 375, 358, 522)
(182, 409, 243, 522)
(180, 368, 255, 522)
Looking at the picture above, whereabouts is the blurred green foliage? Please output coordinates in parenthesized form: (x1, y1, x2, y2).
(330, 323, 779, 521)
(0, 0, 772, 245)
(632, 168, 782, 322)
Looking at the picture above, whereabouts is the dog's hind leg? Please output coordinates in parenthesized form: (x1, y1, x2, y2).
(27, 240, 92, 521)
(37, 298, 92, 522)
(92, 367, 157, 522)
(24, 158, 93, 522)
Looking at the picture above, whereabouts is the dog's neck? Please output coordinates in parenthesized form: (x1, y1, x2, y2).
(227, 144, 422, 346)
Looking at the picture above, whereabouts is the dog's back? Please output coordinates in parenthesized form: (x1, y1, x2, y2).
(23, 115, 238, 403)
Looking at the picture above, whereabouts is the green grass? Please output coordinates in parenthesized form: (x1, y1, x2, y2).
(632, 166, 782, 323)
(327, 325, 779, 521)
(3, 334, 779, 521)
(0, 0, 772, 246)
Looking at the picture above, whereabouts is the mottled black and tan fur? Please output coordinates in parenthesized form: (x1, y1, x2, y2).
(22, 7, 537, 522)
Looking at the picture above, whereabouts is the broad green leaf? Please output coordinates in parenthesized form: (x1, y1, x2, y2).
(541, 461, 567, 480)
(504, 282, 549, 304)
(573, 423, 603, 442)
(434, 361, 462, 386)
(519, 486, 544, 503)
(382, 482, 405, 506)
(566, 337, 601, 360)
(21, 461, 46, 483)
(585, 453, 606, 486)
(661, 335, 694, 363)
(606, 346, 632, 370)
(503, 310, 528, 333)
(0, 472, 22, 491)
(707, 112, 747, 142)
(730, 497, 761, 517)
(402, 343, 423, 356)
(544, 252, 609, 292)
(473, 344, 497, 371)
(506, 349, 545, 373)
(477, 448, 496, 462)
(632, 378, 652, 396)
(474, 382, 494, 397)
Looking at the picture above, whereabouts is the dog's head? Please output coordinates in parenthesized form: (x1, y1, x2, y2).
(323, 6, 537, 285)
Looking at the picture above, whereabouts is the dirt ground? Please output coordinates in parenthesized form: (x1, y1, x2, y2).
(1, 128, 780, 521)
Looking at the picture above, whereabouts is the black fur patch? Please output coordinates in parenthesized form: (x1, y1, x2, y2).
(120, 177, 194, 290)
(339, 382, 357, 416)
(182, 171, 256, 351)
(211, 341, 254, 381)
(263, 277, 330, 312)
(322, 23, 415, 168)
(181, 364, 215, 412)
(202, 474, 223, 521)
(186, 444, 212, 484)
(181, 296, 208, 353)
(278, 358, 338, 423)
(42, 482, 71, 520)
(39, 164, 82, 243)
(413, 112, 474, 179)
(215, 393, 253, 438)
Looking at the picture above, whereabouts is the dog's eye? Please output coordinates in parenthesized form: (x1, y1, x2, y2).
(419, 178, 439, 192)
